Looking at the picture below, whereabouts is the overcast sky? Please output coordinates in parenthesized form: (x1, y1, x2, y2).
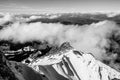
(0, 0, 120, 14)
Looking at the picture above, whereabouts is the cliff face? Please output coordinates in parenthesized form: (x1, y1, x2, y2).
(23, 42, 120, 80)
(0, 51, 23, 80)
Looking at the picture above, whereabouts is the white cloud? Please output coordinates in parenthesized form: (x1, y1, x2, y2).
(0, 20, 119, 61)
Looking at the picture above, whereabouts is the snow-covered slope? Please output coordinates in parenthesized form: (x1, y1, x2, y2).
(23, 42, 120, 80)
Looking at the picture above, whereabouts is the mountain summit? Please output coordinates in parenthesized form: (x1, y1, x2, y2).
(23, 42, 120, 80)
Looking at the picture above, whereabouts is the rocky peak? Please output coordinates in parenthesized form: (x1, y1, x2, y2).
(59, 42, 73, 52)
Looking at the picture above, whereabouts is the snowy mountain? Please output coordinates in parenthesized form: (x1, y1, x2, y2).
(23, 42, 120, 80)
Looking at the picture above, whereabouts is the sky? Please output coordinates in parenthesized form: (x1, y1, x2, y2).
(0, 0, 120, 14)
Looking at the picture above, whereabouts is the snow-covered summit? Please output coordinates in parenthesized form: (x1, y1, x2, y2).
(23, 42, 120, 80)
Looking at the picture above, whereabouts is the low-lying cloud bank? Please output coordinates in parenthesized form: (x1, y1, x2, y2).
(0, 20, 120, 61)
(0, 13, 13, 25)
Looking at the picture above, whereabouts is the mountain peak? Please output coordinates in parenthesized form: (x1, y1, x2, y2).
(23, 42, 120, 80)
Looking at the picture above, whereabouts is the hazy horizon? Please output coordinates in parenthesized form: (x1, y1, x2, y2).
(0, 0, 120, 14)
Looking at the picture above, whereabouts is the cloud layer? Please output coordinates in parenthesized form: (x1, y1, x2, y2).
(0, 20, 119, 61)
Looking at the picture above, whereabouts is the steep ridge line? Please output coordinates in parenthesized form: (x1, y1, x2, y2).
(23, 42, 120, 80)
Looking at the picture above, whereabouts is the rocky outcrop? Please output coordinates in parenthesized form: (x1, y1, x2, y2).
(23, 42, 120, 80)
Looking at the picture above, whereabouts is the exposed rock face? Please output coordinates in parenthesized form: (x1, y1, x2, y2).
(0, 51, 47, 80)
(23, 42, 120, 80)
(0, 51, 22, 80)
(0, 40, 51, 62)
